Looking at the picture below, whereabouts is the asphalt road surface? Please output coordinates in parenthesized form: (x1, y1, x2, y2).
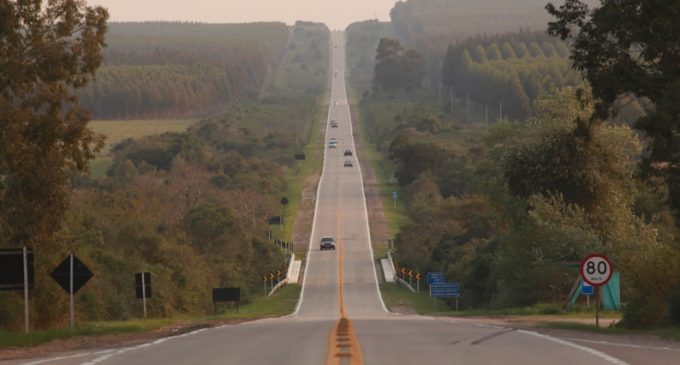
(7, 31, 679, 365)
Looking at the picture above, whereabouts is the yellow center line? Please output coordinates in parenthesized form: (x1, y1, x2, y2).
(326, 210, 363, 365)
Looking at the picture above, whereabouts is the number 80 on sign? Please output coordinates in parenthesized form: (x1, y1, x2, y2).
(580, 254, 613, 287)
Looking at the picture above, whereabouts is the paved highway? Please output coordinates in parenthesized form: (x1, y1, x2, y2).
(8, 31, 674, 365)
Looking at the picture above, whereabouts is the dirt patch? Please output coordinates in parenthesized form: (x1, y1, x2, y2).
(389, 305, 417, 315)
(349, 105, 390, 251)
(292, 172, 320, 256)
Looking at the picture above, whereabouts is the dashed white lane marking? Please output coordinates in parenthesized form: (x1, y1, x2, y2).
(518, 330, 631, 365)
(562, 337, 680, 352)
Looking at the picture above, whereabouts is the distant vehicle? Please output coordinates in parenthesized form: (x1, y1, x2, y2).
(330, 137, 337, 142)
(330, 120, 338, 128)
(329, 142, 337, 149)
(344, 160, 353, 167)
(320, 237, 336, 250)
(343, 149, 352, 156)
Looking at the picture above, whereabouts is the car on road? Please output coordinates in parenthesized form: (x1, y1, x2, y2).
(343, 149, 352, 156)
(320, 237, 336, 250)
(328, 141, 337, 148)
(330, 120, 338, 128)
(344, 159, 353, 167)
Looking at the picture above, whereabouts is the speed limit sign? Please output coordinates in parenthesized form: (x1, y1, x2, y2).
(580, 254, 613, 287)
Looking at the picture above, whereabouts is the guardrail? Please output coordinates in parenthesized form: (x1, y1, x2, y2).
(265, 253, 296, 296)
(390, 252, 421, 294)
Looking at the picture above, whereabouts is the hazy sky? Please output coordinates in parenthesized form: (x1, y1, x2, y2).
(89, 0, 399, 30)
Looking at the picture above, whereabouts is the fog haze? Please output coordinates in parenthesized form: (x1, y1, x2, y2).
(89, 0, 397, 29)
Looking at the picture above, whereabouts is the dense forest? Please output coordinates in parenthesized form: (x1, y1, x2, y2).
(78, 22, 290, 119)
(388, 0, 598, 83)
(0, 20, 329, 328)
(348, 0, 680, 329)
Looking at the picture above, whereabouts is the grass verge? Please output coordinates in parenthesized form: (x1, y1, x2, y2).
(0, 285, 300, 349)
(538, 321, 680, 342)
(380, 282, 621, 318)
(348, 89, 410, 251)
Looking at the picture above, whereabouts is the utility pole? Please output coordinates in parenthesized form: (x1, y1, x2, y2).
(438, 82, 442, 104)
(485, 105, 488, 129)
(499, 101, 503, 121)
(449, 86, 453, 113)
(466, 92, 470, 122)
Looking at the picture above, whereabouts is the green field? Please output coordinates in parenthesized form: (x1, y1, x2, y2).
(88, 119, 195, 176)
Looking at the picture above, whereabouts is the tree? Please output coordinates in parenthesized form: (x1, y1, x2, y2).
(0, 0, 108, 247)
(546, 0, 680, 221)
(372, 38, 424, 91)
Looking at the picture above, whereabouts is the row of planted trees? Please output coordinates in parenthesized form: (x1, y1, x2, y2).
(77, 22, 290, 119)
(441, 32, 582, 120)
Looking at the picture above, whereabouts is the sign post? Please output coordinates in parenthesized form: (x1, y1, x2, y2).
(23, 247, 29, 334)
(580, 254, 613, 328)
(392, 191, 398, 208)
(431, 282, 461, 312)
(51, 254, 93, 329)
(427, 272, 445, 297)
(581, 281, 593, 310)
(141, 273, 147, 318)
(1, 248, 35, 334)
(135, 272, 152, 319)
(212, 288, 240, 314)
(69, 254, 74, 329)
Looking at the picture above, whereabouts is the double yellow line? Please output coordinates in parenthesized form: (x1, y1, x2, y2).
(325, 211, 363, 365)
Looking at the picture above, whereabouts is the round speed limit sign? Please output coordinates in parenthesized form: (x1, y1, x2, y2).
(580, 254, 613, 286)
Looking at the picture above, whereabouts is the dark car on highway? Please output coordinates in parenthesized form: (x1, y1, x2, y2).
(320, 237, 336, 250)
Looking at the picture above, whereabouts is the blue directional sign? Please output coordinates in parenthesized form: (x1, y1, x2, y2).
(581, 281, 593, 295)
(427, 272, 445, 285)
(431, 282, 460, 298)
(392, 191, 398, 200)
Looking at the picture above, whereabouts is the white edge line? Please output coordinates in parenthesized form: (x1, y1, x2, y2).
(77, 328, 208, 365)
(561, 337, 680, 352)
(290, 32, 334, 317)
(20, 350, 115, 365)
(340, 32, 389, 314)
(518, 330, 631, 365)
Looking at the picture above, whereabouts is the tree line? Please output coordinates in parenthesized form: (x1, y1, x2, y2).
(387, 0, 599, 87)
(441, 31, 581, 120)
(78, 22, 290, 119)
